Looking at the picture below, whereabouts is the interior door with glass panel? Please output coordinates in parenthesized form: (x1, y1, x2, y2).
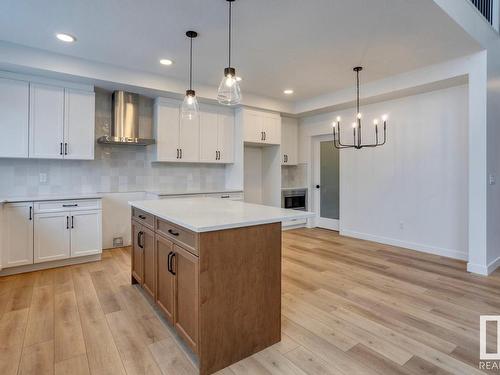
(314, 137, 340, 230)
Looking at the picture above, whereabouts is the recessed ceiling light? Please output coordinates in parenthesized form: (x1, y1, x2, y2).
(56, 33, 76, 43)
(159, 59, 174, 66)
(283, 89, 294, 95)
(235, 76, 242, 82)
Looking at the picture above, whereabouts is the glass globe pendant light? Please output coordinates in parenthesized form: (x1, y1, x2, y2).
(217, 0, 242, 105)
(181, 31, 199, 120)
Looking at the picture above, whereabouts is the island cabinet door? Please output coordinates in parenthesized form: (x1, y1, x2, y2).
(142, 227, 156, 298)
(155, 235, 175, 324)
(131, 221, 144, 284)
(173, 244, 199, 353)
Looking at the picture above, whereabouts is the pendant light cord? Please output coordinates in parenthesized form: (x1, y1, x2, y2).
(228, 1, 232, 68)
(189, 36, 193, 90)
(356, 69, 360, 114)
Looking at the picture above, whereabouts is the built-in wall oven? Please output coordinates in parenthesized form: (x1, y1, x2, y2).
(282, 189, 307, 211)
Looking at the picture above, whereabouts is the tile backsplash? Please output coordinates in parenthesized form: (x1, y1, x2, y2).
(281, 164, 307, 188)
(0, 88, 226, 197)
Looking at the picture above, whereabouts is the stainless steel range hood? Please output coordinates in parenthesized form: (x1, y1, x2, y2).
(97, 91, 155, 146)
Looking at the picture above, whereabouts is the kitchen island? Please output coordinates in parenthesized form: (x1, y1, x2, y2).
(129, 197, 313, 375)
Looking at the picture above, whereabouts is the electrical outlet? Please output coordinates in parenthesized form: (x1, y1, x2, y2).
(489, 174, 496, 186)
(39, 173, 48, 184)
(399, 222, 404, 230)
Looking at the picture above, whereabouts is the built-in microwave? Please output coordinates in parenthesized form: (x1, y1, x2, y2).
(282, 189, 307, 211)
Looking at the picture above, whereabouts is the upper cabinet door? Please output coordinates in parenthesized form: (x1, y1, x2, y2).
(64, 89, 95, 160)
(29, 83, 65, 159)
(281, 117, 298, 165)
(218, 112, 234, 163)
(243, 111, 264, 143)
(199, 111, 219, 162)
(154, 101, 180, 161)
(262, 115, 281, 145)
(0, 78, 29, 158)
(179, 117, 200, 162)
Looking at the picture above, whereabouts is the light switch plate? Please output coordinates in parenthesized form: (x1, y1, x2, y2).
(39, 173, 48, 184)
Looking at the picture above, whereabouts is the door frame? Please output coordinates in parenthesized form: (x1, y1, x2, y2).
(312, 134, 340, 231)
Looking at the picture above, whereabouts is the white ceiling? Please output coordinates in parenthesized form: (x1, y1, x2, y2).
(0, 0, 480, 102)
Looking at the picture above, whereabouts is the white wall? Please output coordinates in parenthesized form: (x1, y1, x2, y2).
(244, 146, 263, 204)
(300, 85, 469, 259)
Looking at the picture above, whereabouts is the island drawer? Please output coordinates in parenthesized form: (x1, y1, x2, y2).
(132, 207, 155, 229)
(156, 219, 198, 256)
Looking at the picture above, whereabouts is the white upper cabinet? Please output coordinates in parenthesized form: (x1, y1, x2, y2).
(29, 83, 65, 159)
(218, 112, 234, 163)
(179, 116, 200, 162)
(200, 110, 219, 162)
(241, 109, 281, 145)
(64, 89, 95, 160)
(0, 78, 29, 158)
(154, 98, 234, 164)
(281, 117, 298, 165)
(154, 99, 181, 161)
(199, 108, 234, 163)
(0, 73, 95, 161)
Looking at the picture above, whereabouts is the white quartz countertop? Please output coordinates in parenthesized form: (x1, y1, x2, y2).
(146, 189, 243, 196)
(130, 197, 314, 233)
(0, 193, 103, 203)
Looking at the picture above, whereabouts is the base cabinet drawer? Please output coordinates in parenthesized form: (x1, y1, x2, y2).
(156, 219, 198, 255)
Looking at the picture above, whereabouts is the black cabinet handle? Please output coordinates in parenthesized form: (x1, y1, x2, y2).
(64, 143, 68, 155)
(60, 142, 63, 155)
(167, 251, 173, 273)
(29, 206, 32, 220)
(138, 215, 146, 220)
(170, 253, 176, 275)
(62, 204, 78, 208)
(221, 195, 230, 199)
(71, 216, 74, 229)
(179, 149, 182, 159)
(137, 231, 144, 249)
(66, 216, 69, 229)
(168, 229, 179, 236)
(315, 184, 320, 189)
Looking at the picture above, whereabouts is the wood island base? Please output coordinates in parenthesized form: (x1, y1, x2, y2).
(131, 207, 282, 375)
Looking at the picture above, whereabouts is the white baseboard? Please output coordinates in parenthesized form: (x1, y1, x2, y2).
(468, 256, 500, 276)
(0, 254, 102, 276)
(340, 229, 468, 261)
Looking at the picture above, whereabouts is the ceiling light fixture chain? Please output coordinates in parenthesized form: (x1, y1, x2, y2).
(332, 67, 388, 150)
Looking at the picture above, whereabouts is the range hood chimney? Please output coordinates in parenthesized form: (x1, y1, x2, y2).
(97, 91, 155, 146)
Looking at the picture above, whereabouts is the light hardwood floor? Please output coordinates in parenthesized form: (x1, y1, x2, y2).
(0, 228, 498, 374)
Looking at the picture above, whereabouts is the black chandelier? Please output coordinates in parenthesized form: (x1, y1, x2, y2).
(333, 67, 387, 150)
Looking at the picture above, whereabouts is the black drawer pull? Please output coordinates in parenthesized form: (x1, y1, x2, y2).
(63, 204, 78, 208)
(138, 215, 146, 220)
(221, 195, 230, 198)
(168, 229, 179, 236)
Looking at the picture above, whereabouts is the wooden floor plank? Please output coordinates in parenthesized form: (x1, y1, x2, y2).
(0, 229, 498, 374)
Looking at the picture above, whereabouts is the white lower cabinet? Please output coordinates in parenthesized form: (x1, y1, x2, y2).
(70, 210, 102, 257)
(2, 199, 102, 269)
(34, 212, 71, 263)
(3, 202, 34, 268)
